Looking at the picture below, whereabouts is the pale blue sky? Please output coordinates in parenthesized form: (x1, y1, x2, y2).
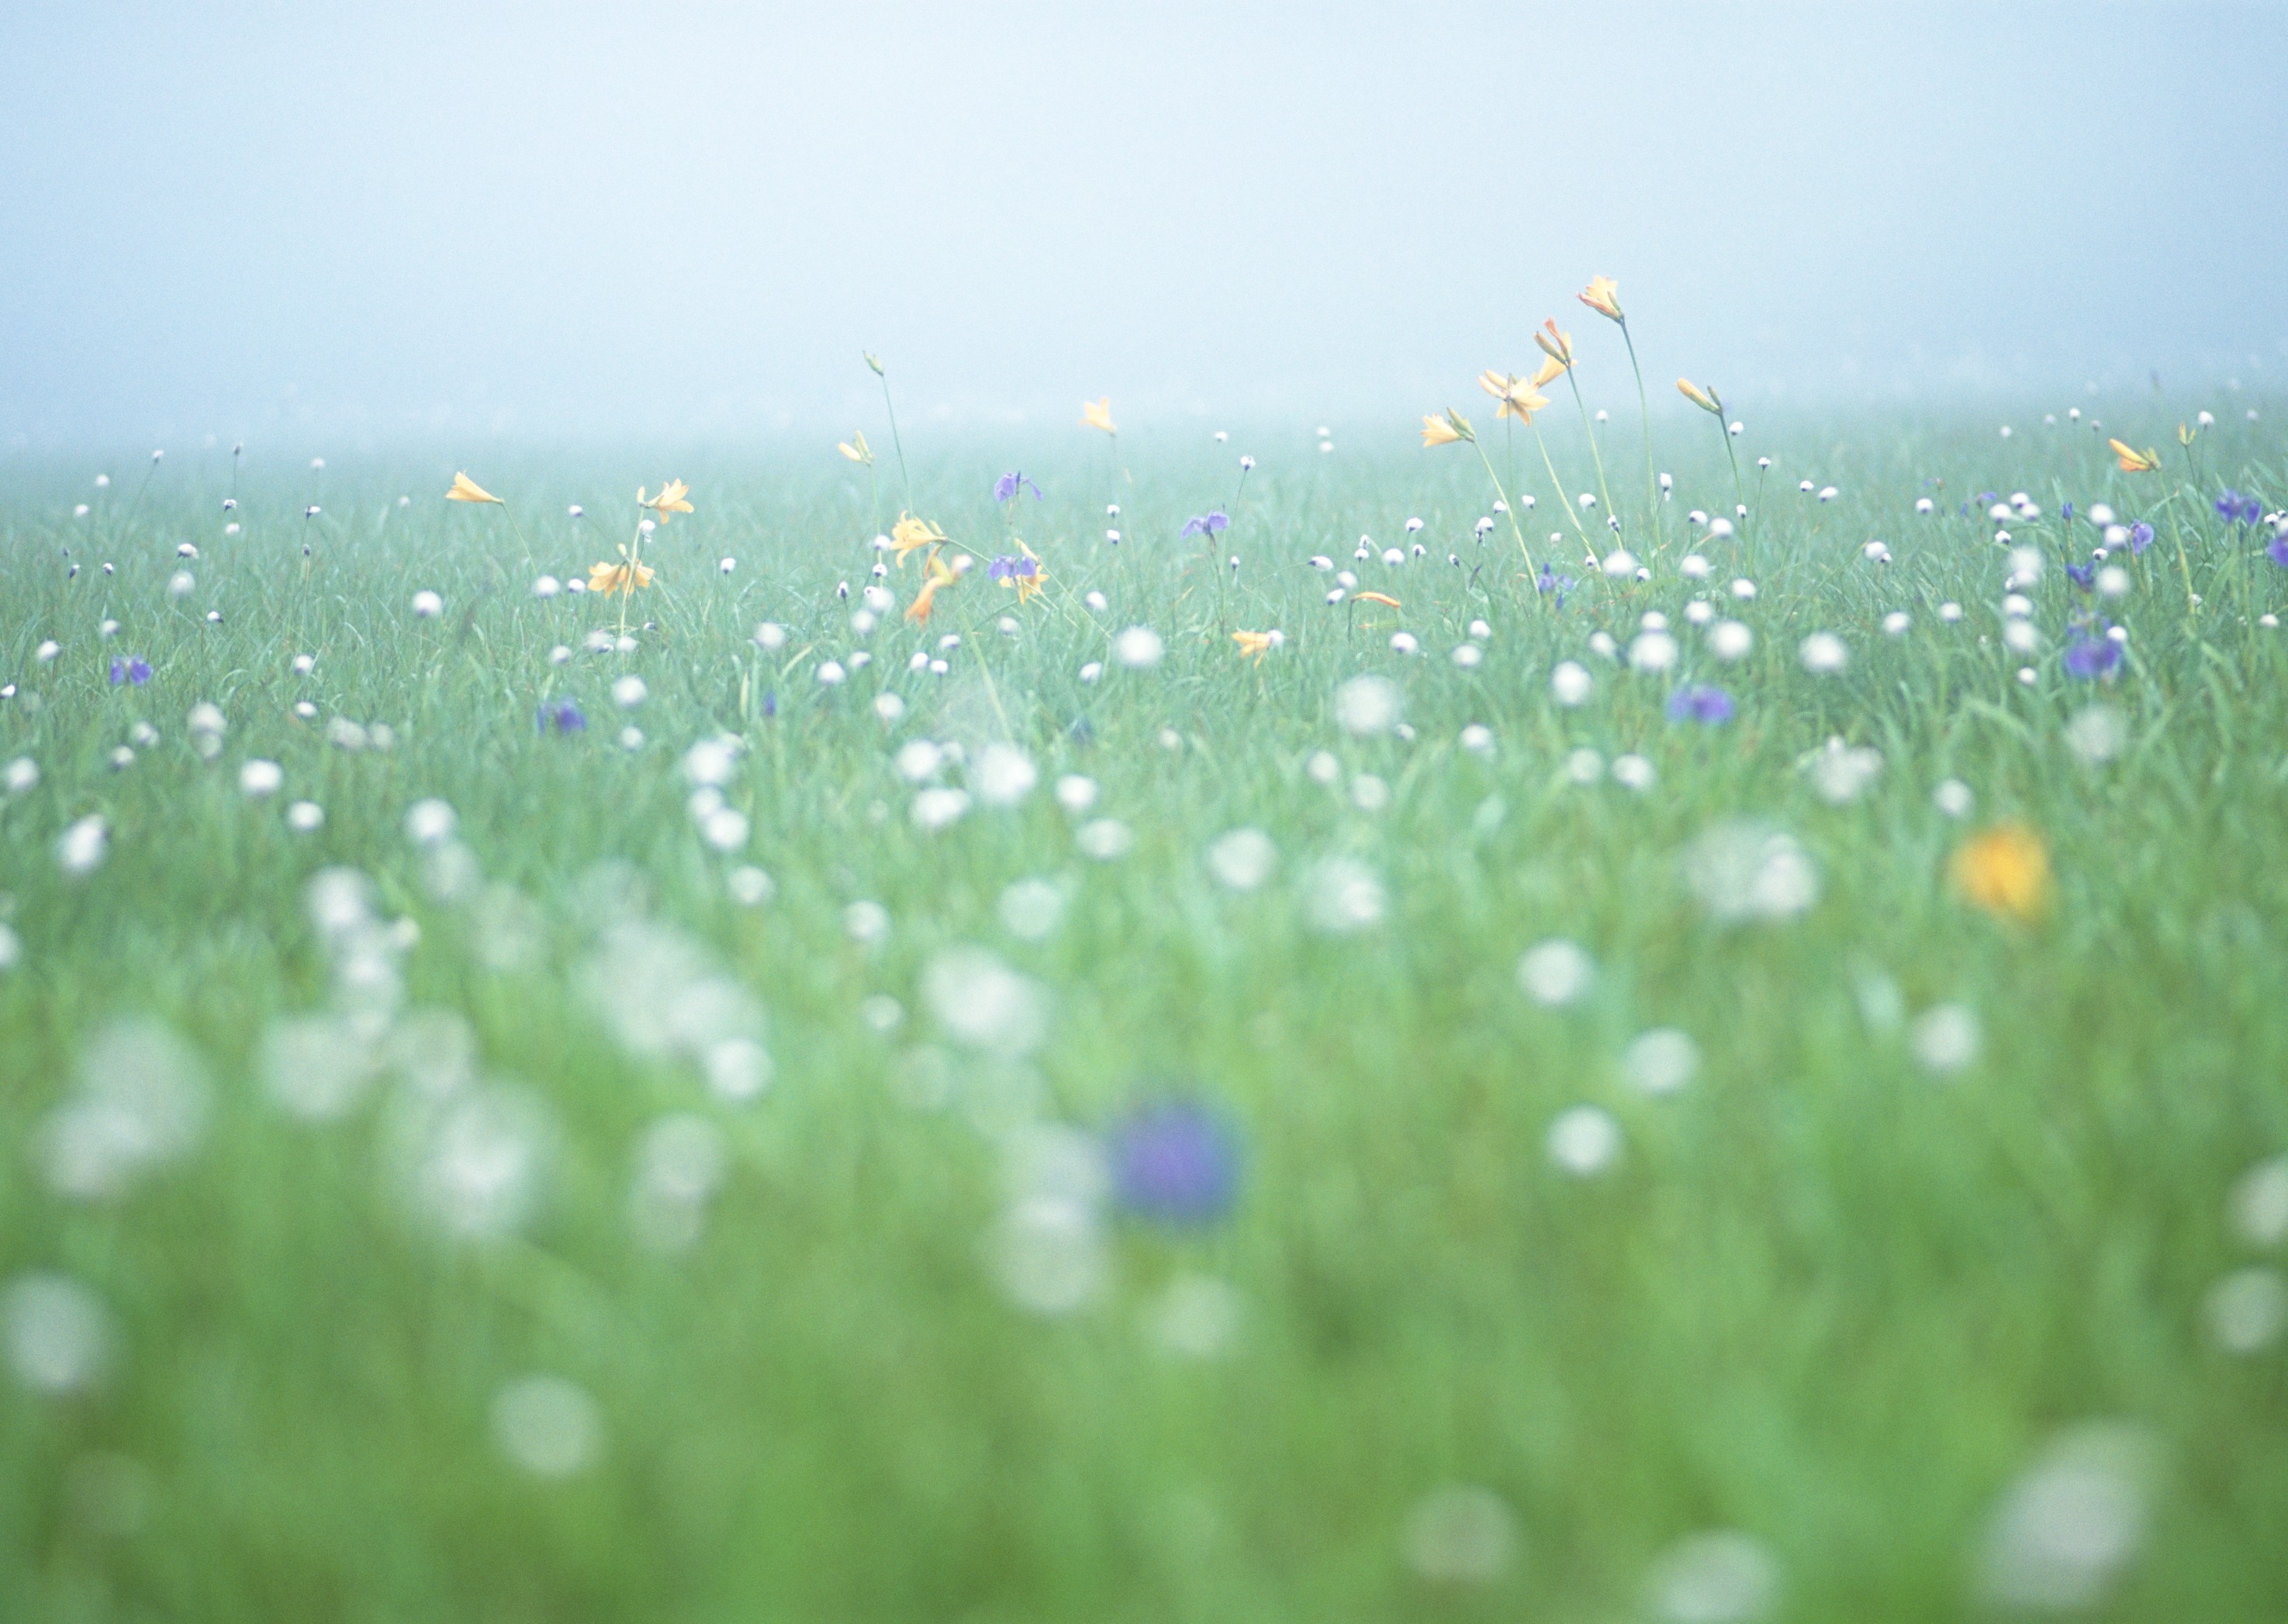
(3, 1, 2283, 446)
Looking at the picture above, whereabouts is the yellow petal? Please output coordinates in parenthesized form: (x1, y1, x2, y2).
(1080, 396, 1117, 434)
(446, 472, 503, 504)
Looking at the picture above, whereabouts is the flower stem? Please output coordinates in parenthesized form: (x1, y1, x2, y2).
(1531, 425, 1596, 556)
(1470, 440, 1536, 582)
(1620, 319, 1657, 542)
(878, 372, 911, 510)
(1564, 368, 1616, 526)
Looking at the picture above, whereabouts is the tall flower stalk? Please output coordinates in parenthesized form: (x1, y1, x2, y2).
(1579, 277, 1658, 543)
(1679, 378, 1747, 540)
(1425, 409, 1536, 581)
(864, 351, 911, 510)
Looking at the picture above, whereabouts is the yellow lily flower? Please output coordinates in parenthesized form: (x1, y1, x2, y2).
(2176, 422, 2196, 447)
(1001, 542, 1047, 605)
(1578, 275, 1623, 322)
(1678, 378, 1722, 414)
(1080, 396, 1117, 435)
(587, 551, 656, 598)
(1478, 370, 1550, 422)
(1422, 409, 1474, 447)
(1530, 354, 1567, 390)
(837, 432, 873, 465)
(2109, 439, 2161, 473)
(1232, 629, 1274, 662)
(637, 479, 694, 523)
(1533, 320, 1574, 366)
(904, 551, 957, 623)
(1353, 591, 1401, 609)
(1949, 822, 2053, 923)
(890, 511, 948, 565)
(445, 471, 503, 505)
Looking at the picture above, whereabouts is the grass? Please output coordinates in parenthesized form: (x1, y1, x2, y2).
(2, 407, 2285, 1621)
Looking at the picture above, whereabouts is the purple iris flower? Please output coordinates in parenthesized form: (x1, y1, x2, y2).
(994, 472, 1044, 503)
(537, 696, 586, 734)
(1180, 510, 1229, 539)
(987, 554, 1039, 582)
(2064, 561, 2095, 592)
(2061, 501, 2075, 523)
(2127, 522, 2154, 556)
(2266, 535, 2288, 569)
(1536, 563, 1575, 608)
(1666, 684, 1735, 724)
(2064, 624, 2121, 679)
(2216, 490, 2262, 525)
(109, 655, 151, 686)
(1108, 1099, 1242, 1224)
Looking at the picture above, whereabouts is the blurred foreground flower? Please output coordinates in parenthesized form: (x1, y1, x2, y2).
(445, 472, 503, 505)
(1108, 1099, 1241, 1224)
(537, 697, 586, 735)
(1667, 684, 1734, 724)
(904, 551, 958, 623)
(1951, 822, 2053, 923)
(109, 656, 150, 686)
(1080, 396, 1116, 435)
(988, 544, 1045, 605)
(1232, 629, 1275, 662)
(2108, 440, 2160, 474)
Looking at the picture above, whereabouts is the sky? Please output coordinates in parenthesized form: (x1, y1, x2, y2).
(3, 0, 2284, 448)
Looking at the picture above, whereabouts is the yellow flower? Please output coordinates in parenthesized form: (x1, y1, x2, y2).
(1678, 378, 1722, 414)
(445, 472, 503, 505)
(1353, 590, 1401, 609)
(587, 553, 656, 598)
(2109, 439, 2161, 473)
(1080, 396, 1117, 435)
(1478, 370, 1549, 422)
(1001, 542, 1047, 605)
(904, 551, 957, 623)
(2176, 421, 2196, 447)
(837, 432, 873, 465)
(637, 479, 694, 523)
(1232, 629, 1274, 662)
(1421, 409, 1474, 447)
(1578, 275, 1623, 322)
(1533, 320, 1573, 366)
(890, 511, 948, 565)
(1950, 822, 2053, 923)
(1530, 354, 1567, 390)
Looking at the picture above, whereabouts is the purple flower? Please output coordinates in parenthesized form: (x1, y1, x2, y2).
(2128, 522, 2154, 556)
(994, 472, 1044, 503)
(1180, 511, 1229, 539)
(2061, 501, 2075, 523)
(987, 554, 1038, 582)
(109, 655, 151, 686)
(2064, 561, 2095, 592)
(1536, 563, 1576, 608)
(2216, 489, 2262, 525)
(1666, 684, 1735, 724)
(537, 696, 586, 734)
(2064, 623, 2121, 679)
(1108, 1099, 1241, 1224)
(2266, 535, 2288, 569)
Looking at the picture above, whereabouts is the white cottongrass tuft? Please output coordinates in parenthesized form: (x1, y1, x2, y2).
(1550, 662, 1594, 706)
(1333, 674, 1402, 737)
(1518, 939, 1596, 1006)
(1113, 625, 1163, 669)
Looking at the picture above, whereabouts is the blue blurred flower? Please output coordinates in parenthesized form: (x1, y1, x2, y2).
(537, 696, 586, 734)
(2215, 489, 2261, 525)
(109, 655, 150, 686)
(2267, 535, 2288, 569)
(1536, 563, 1575, 608)
(987, 554, 1039, 582)
(1108, 1099, 1242, 1224)
(2064, 623, 2121, 679)
(994, 472, 1044, 503)
(2064, 561, 2095, 592)
(2061, 500, 2075, 523)
(1666, 684, 1735, 724)
(2127, 522, 2154, 556)
(1180, 511, 1229, 539)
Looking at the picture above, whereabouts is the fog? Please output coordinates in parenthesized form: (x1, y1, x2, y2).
(4, 1, 2283, 448)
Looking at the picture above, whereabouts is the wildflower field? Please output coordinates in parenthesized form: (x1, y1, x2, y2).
(3, 351, 2286, 1619)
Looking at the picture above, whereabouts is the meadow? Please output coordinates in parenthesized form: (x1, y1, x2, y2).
(2, 361, 2286, 1620)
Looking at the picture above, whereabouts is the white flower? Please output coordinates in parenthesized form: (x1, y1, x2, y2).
(611, 675, 648, 708)
(1112, 626, 1163, 669)
(1054, 774, 1098, 813)
(533, 575, 560, 597)
(1799, 632, 1848, 674)
(1707, 620, 1753, 662)
(57, 816, 108, 876)
(1627, 631, 1677, 672)
(1882, 611, 1910, 636)
(411, 590, 443, 618)
(239, 759, 284, 799)
(816, 661, 845, 686)
(405, 800, 458, 847)
(1547, 1106, 1621, 1175)
(1518, 939, 1595, 1006)
(1550, 662, 1593, 706)
(1910, 1004, 1981, 1073)
(1933, 779, 1974, 818)
(1612, 754, 1656, 791)
(286, 800, 325, 832)
(1206, 828, 1277, 890)
(973, 744, 1038, 807)
(1333, 675, 1402, 737)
